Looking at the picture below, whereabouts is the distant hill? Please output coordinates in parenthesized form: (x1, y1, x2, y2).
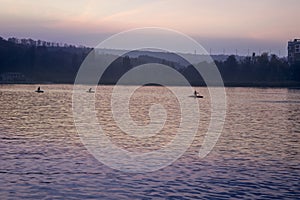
(95, 48, 245, 67)
(0, 36, 299, 86)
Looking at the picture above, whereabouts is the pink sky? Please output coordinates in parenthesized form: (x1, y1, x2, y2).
(0, 0, 299, 55)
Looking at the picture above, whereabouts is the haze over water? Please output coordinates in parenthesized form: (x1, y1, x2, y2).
(0, 85, 299, 199)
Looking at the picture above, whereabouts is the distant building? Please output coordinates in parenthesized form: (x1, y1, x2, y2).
(288, 39, 300, 64)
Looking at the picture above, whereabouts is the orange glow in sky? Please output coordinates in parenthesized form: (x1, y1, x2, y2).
(0, 0, 299, 54)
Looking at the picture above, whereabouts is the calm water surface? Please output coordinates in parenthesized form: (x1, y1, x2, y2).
(0, 85, 299, 199)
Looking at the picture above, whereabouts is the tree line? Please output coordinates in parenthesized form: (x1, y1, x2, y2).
(0, 37, 299, 86)
(183, 53, 299, 86)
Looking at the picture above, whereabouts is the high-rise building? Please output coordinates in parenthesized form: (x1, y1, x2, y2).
(288, 39, 300, 64)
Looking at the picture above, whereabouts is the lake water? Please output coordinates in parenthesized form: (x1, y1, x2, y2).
(0, 85, 299, 199)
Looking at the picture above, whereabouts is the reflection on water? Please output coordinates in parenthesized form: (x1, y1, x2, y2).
(0, 85, 299, 199)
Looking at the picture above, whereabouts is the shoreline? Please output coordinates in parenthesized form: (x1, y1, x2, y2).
(1, 82, 300, 88)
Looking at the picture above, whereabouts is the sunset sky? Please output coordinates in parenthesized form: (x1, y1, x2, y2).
(0, 0, 299, 55)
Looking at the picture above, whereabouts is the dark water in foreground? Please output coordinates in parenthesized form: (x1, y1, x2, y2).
(0, 85, 299, 199)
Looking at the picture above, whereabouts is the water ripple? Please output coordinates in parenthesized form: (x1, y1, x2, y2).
(0, 85, 299, 199)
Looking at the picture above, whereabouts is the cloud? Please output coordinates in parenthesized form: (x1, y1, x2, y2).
(0, 0, 299, 54)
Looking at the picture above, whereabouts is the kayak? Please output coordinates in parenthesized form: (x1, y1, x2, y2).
(189, 95, 204, 98)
